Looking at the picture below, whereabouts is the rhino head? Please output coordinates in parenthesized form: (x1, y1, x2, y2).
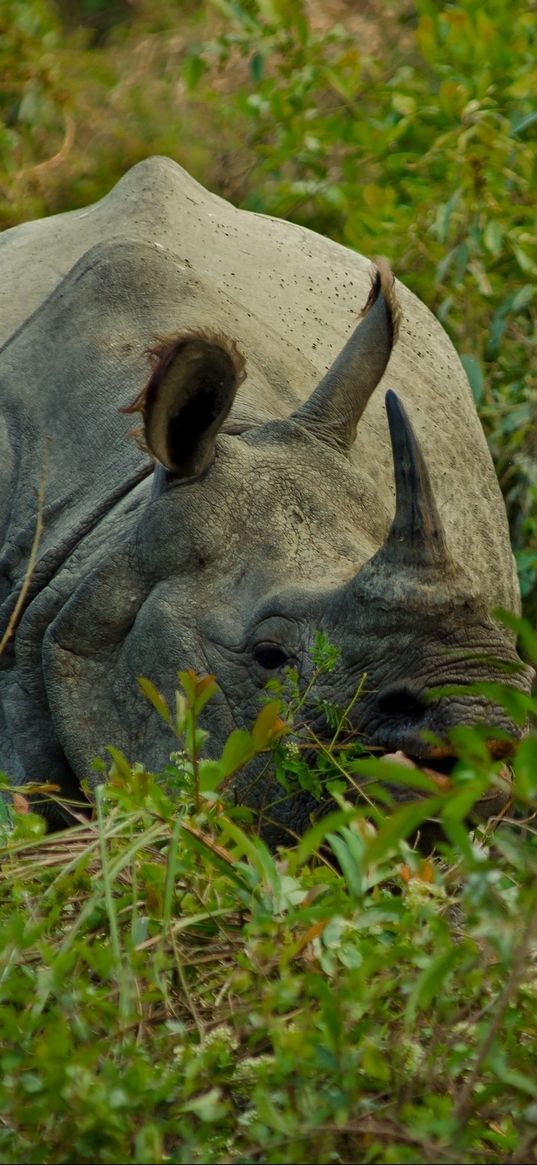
(42, 265, 533, 844)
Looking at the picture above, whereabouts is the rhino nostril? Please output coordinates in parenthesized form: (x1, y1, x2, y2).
(377, 686, 427, 721)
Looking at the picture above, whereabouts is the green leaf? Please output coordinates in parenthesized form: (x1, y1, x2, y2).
(105, 746, 133, 780)
(327, 829, 364, 898)
(488, 1048, 537, 1098)
(176, 670, 218, 716)
(137, 677, 171, 725)
(437, 816, 476, 861)
(460, 353, 485, 406)
(511, 283, 534, 312)
(21, 1072, 43, 1094)
(0, 788, 12, 824)
(252, 699, 285, 750)
(512, 246, 536, 276)
(363, 798, 441, 865)
(433, 190, 461, 245)
(221, 817, 280, 890)
(484, 220, 503, 256)
(493, 285, 534, 324)
(392, 93, 416, 117)
(441, 778, 486, 821)
(182, 1086, 227, 1122)
(406, 948, 458, 1021)
(182, 52, 208, 92)
(198, 759, 224, 793)
(294, 808, 358, 867)
(362, 1039, 390, 1081)
(494, 611, 537, 664)
(512, 109, 537, 135)
(513, 736, 537, 800)
(348, 755, 446, 795)
(192, 675, 219, 716)
(177, 668, 196, 703)
(249, 51, 264, 83)
(219, 729, 254, 777)
(175, 690, 187, 734)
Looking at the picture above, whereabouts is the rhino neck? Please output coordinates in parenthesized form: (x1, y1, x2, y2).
(0, 467, 152, 651)
(0, 470, 154, 824)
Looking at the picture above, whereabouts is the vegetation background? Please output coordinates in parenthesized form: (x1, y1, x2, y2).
(0, 2, 536, 1163)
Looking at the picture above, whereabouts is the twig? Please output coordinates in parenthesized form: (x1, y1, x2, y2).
(0, 441, 49, 655)
(17, 113, 75, 183)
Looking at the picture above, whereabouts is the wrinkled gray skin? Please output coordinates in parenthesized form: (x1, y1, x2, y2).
(0, 156, 533, 844)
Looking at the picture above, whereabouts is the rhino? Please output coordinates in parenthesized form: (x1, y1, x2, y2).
(0, 156, 533, 843)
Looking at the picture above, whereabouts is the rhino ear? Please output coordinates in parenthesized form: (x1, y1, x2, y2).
(122, 331, 246, 479)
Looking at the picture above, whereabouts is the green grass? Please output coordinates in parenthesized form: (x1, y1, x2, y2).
(1, 652, 537, 1164)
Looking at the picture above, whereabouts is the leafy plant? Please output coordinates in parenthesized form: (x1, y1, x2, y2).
(2, 630, 537, 1162)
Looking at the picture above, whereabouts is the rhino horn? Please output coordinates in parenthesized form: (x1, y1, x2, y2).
(291, 261, 401, 453)
(122, 330, 246, 480)
(374, 390, 452, 571)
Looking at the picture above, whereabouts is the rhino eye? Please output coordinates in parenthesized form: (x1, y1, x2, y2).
(253, 642, 289, 671)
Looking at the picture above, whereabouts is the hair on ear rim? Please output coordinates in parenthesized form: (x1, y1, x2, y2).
(120, 329, 246, 419)
(120, 329, 247, 475)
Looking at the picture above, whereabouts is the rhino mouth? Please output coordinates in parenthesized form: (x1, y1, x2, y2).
(256, 740, 514, 853)
(379, 748, 513, 820)
(292, 731, 514, 825)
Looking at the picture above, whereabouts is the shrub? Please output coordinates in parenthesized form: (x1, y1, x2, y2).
(1, 643, 537, 1163)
